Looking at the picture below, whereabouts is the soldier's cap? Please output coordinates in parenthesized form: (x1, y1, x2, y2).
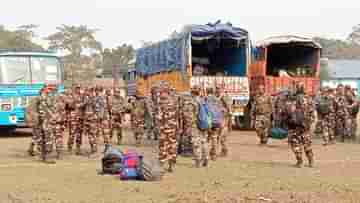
(337, 84, 344, 88)
(345, 85, 352, 89)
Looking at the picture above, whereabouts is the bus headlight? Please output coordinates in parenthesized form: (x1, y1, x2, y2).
(1, 104, 12, 111)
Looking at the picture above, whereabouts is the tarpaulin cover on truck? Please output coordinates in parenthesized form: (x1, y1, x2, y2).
(135, 22, 249, 76)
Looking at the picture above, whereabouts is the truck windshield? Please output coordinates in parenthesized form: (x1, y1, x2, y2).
(0, 56, 61, 84)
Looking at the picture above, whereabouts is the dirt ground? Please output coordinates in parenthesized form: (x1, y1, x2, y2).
(1, 128, 360, 203)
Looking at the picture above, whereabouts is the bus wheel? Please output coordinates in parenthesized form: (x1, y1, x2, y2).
(0, 127, 16, 135)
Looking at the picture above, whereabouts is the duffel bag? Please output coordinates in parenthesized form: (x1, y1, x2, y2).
(270, 127, 288, 139)
(138, 158, 164, 181)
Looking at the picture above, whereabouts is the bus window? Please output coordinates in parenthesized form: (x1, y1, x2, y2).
(0, 56, 31, 84)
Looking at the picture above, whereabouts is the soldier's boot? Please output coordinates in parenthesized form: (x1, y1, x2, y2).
(90, 146, 98, 154)
(220, 148, 228, 157)
(195, 160, 201, 168)
(340, 134, 345, 142)
(27, 143, 36, 156)
(154, 132, 158, 141)
(56, 150, 62, 160)
(75, 147, 81, 155)
(168, 160, 175, 173)
(41, 153, 56, 164)
(203, 159, 209, 167)
(103, 144, 111, 153)
(67, 144, 73, 153)
(306, 151, 314, 168)
(295, 157, 303, 168)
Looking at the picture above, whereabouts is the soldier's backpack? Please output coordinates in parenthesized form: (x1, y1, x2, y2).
(317, 97, 331, 115)
(197, 99, 212, 130)
(102, 147, 123, 174)
(207, 100, 225, 129)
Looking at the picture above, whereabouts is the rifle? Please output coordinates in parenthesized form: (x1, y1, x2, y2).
(106, 95, 113, 138)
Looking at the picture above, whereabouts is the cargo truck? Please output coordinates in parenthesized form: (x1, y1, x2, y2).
(134, 21, 252, 128)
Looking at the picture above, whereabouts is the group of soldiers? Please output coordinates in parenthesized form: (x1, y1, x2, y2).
(27, 80, 357, 170)
(146, 82, 232, 172)
(252, 82, 359, 168)
(26, 81, 232, 172)
(27, 84, 128, 163)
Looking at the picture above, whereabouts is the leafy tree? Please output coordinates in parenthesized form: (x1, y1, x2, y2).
(0, 24, 43, 50)
(101, 44, 135, 76)
(348, 24, 360, 45)
(46, 25, 102, 84)
(46, 25, 102, 58)
(313, 37, 360, 59)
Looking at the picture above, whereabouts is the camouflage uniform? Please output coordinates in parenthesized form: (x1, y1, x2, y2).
(156, 83, 179, 172)
(320, 91, 336, 145)
(38, 89, 55, 162)
(111, 89, 125, 145)
(131, 98, 146, 146)
(334, 89, 349, 141)
(251, 90, 272, 145)
(147, 85, 160, 140)
(345, 89, 358, 140)
(103, 89, 113, 144)
(94, 88, 111, 148)
(83, 88, 98, 153)
(207, 93, 223, 161)
(217, 90, 232, 157)
(285, 94, 315, 168)
(67, 86, 85, 154)
(190, 87, 209, 167)
(50, 93, 67, 158)
(27, 96, 41, 156)
(178, 94, 196, 156)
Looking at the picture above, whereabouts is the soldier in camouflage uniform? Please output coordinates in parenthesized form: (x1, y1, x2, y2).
(94, 86, 111, 150)
(285, 89, 315, 168)
(345, 86, 358, 141)
(82, 87, 98, 154)
(111, 88, 125, 145)
(38, 86, 56, 163)
(319, 88, 336, 145)
(130, 96, 146, 146)
(147, 85, 160, 140)
(206, 87, 223, 161)
(215, 86, 232, 157)
(334, 84, 349, 142)
(178, 92, 196, 156)
(27, 94, 42, 156)
(67, 85, 85, 155)
(191, 86, 210, 167)
(156, 82, 179, 172)
(46, 89, 66, 159)
(251, 85, 272, 145)
(104, 89, 113, 143)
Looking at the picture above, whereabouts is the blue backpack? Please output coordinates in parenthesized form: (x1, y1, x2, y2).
(197, 99, 212, 130)
(207, 100, 225, 129)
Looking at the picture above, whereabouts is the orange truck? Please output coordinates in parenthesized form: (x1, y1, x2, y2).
(133, 21, 251, 128)
(249, 35, 321, 96)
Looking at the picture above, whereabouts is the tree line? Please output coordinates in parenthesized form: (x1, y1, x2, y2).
(0, 24, 135, 85)
(1, 24, 360, 83)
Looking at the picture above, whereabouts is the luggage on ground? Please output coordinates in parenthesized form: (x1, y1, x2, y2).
(270, 127, 288, 139)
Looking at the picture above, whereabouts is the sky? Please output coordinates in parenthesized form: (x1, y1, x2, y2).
(2, 0, 360, 49)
